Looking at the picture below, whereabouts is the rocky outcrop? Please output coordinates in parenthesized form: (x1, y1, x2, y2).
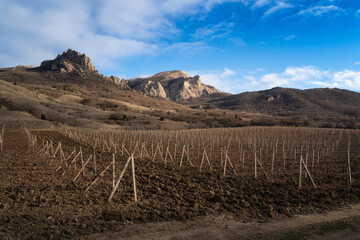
(39, 49, 96, 73)
(123, 70, 222, 101)
(12, 65, 34, 70)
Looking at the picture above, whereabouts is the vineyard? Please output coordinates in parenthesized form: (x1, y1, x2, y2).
(1, 126, 360, 238)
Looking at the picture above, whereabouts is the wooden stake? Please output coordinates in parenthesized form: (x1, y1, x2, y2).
(62, 149, 82, 176)
(199, 148, 206, 172)
(299, 155, 302, 188)
(254, 151, 257, 179)
(131, 154, 138, 202)
(271, 149, 275, 173)
(226, 154, 238, 176)
(108, 156, 132, 202)
(73, 155, 93, 182)
(255, 156, 269, 180)
(300, 156, 316, 188)
(93, 147, 97, 175)
(347, 137, 352, 184)
(223, 150, 228, 176)
(204, 150, 212, 170)
(152, 143, 160, 161)
(112, 153, 116, 189)
(180, 145, 185, 167)
(84, 162, 113, 194)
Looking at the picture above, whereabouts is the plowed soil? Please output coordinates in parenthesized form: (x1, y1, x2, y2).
(0, 129, 360, 239)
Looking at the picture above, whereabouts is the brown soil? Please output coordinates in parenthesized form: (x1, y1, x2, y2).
(0, 128, 359, 239)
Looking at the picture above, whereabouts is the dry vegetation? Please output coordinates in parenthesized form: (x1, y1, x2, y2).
(0, 68, 247, 130)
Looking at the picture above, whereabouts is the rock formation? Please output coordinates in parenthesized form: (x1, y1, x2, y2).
(123, 70, 222, 101)
(39, 49, 96, 73)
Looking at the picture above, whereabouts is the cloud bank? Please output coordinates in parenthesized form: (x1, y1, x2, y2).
(196, 66, 360, 93)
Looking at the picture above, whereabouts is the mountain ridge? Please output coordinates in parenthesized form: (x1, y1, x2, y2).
(38, 49, 96, 73)
(1, 49, 360, 129)
(122, 70, 225, 101)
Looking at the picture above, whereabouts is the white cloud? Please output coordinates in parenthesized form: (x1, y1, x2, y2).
(164, 42, 214, 54)
(260, 66, 329, 88)
(244, 66, 360, 91)
(192, 22, 235, 41)
(0, 0, 162, 70)
(221, 68, 236, 77)
(284, 34, 295, 41)
(356, 9, 360, 18)
(332, 70, 360, 88)
(355, 62, 360, 65)
(252, 0, 272, 9)
(189, 68, 239, 93)
(263, 1, 293, 18)
(0, 0, 245, 69)
(299, 5, 343, 17)
(188, 66, 360, 93)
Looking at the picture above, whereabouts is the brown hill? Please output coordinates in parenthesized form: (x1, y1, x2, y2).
(1, 49, 359, 129)
(0, 50, 239, 129)
(181, 87, 360, 128)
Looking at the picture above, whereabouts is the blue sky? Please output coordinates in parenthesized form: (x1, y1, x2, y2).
(1, 0, 360, 93)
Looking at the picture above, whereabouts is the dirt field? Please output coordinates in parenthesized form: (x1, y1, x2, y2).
(0, 126, 360, 239)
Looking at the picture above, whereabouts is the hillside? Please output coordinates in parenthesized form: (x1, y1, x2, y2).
(1, 49, 360, 129)
(123, 70, 225, 101)
(180, 87, 360, 128)
(0, 50, 241, 129)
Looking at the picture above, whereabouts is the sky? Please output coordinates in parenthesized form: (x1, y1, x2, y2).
(1, 0, 360, 93)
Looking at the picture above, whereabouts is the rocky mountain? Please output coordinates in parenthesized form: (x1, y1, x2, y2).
(38, 49, 97, 73)
(122, 70, 223, 101)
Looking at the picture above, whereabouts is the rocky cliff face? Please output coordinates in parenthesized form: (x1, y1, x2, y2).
(123, 70, 222, 101)
(39, 49, 96, 73)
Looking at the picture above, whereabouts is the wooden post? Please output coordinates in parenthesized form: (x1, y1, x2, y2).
(254, 151, 257, 179)
(166, 147, 174, 162)
(180, 145, 185, 167)
(299, 155, 302, 188)
(108, 156, 132, 202)
(347, 137, 352, 184)
(300, 156, 316, 188)
(200, 148, 206, 172)
(223, 149, 228, 176)
(255, 156, 269, 180)
(204, 150, 212, 170)
(61, 149, 82, 176)
(131, 154, 138, 202)
(112, 153, 116, 189)
(73, 155, 93, 182)
(152, 144, 159, 161)
(305, 153, 308, 178)
(185, 148, 193, 167)
(84, 162, 113, 194)
(164, 146, 169, 163)
(271, 149, 275, 173)
(0, 125, 4, 151)
(174, 143, 177, 159)
(93, 147, 97, 175)
(80, 147, 85, 176)
(226, 154, 238, 176)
